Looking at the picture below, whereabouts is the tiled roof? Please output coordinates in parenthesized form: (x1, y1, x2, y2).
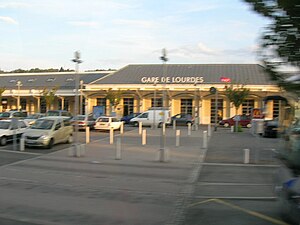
(92, 64, 275, 85)
(0, 72, 109, 89)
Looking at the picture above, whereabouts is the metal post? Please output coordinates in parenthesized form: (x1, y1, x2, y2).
(142, 129, 146, 145)
(72, 51, 82, 154)
(214, 90, 218, 131)
(244, 149, 250, 164)
(85, 126, 90, 144)
(110, 127, 114, 144)
(139, 121, 142, 135)
(163, 123, 166, 135)
(203, 131, 208, 149)
(188, 123, 191, 136)
(17, 81, 22, 111)
(120, 122, 124, 135)
(208, 124, 211, 136)
(80, 80, 83, 115)
(116, 137, 121, 160)
(20, 137, 25, 151)
(176, 129, 180, 147)
(173, 119, 176, 130)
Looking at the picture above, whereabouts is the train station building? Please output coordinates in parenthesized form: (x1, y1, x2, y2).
(0, 64, 297, 124)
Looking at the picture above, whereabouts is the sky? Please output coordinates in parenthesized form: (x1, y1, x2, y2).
(0, 0, 270, 71)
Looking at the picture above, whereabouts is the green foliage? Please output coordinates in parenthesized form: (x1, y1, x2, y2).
(244, 0, 300, 94)
(106, 90, 122, 108)
(225, 84, 250, 113)
(234, 124, 243, 132)
(42, 87, 58, 111)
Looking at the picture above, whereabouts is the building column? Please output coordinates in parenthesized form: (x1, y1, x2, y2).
(33, 96, 40, 113)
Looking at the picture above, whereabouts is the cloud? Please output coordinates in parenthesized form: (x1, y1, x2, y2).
(0, 16, 18, 25)
(0, 2, 29, 9)
(170, 42, 218, 58)
(67, 21, 98, 28)
(113, 19, 155, 28)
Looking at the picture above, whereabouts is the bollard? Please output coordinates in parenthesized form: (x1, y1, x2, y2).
(244, 149, 250, 164)
(202, 131, 208, 149)
(139, 122, 142, 135)
(20, 137, 25, 151)
(116, 137, 121, 160)
(120, 122, 124, 135)
(173, 120, 176, 130)
(188, 123, 191, 136)
(142, 129, 146, 145)
(176, 130, 180, 147)
(110, 127, 114, 144)
(158, 148, 169, 162)
(208, 124, 211, 137)
(231, 126, 234, 133)
(85, 126, 90, 144)
(163, 123, 166, 135)
(73, 144, 85, 157)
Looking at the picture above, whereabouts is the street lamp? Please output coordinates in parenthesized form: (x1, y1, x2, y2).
(159, 48, 168, 162)
(16, 80, 22, 111)
(80, 80, 84, 115)
(72, 51, 83, 147)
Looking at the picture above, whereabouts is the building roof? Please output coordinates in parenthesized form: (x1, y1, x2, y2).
(0, 72, 110, 90)
(92, 64, 275, 85)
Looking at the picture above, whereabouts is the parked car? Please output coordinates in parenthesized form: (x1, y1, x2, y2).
(70, 114, 96, 130)
(45, 110, 73, 118)
(94, 116, 123, 130)
(120, 113, 141, 124)
(129, 107, 171, 127)
(24, 113, 45, 125)
(0, 119, 29, 145)
(278, 177, 300, 224)
(219, 115, 252, 128)
(171, 113, 194, 126)
(263, 118, 279, 138)
(0, 111, 28, 120)
(23, 116, 73, 149)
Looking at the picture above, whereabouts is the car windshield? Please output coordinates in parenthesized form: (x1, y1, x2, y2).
(0, 121, 10, 129)
(0, 112, 10, 118)
(98, 118, 109, 122)
(27, 114, 40, 119)
(31, 119, 54, 130)
(74, 116, 86, 120)
(46, 111, 61, 116)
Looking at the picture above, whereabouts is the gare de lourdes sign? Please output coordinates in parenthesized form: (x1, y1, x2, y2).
(141, 76, 204, 84)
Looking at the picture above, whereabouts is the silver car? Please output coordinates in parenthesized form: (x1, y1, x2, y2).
(23, 116, 73, 149)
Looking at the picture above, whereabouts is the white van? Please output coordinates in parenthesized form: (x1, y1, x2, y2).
(130, 107, 171, 127)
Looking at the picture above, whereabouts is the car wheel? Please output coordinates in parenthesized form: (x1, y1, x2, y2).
(0, 136, 7, 146)
(133, 122, 139, 127)
(47, 139, 54, 149)
(158, 122, 163, 128)
(186, 122, 192, 126)
(224, 123, 229, 128)
(66, 135, 73, 144)
(246, 123, 252, 128)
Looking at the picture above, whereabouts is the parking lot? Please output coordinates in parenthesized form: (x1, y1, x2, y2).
(0, 125, 292, 225)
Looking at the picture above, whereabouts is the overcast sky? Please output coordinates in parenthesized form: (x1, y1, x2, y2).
(0, 0, 269, 71)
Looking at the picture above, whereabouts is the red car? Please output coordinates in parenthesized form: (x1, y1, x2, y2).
(219, 115, 252, 128)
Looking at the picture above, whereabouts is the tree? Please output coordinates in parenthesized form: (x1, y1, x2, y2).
(244, 0, 300, 94)
(42, 87, 58, 111)
(106, 89, 122, 116)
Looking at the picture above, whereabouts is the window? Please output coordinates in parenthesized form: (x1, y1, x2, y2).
(97, 98, 106, 106)
(27, 78, 36, 83)
(123, 98, 134, 116)
(46, 78, 56, 82)
(151, 98, 162, 107)
(210, 99, 223, 123)
(55, 122, 61, 130)
(139, 113, 148, 118)
(181, 99, 193, 115)
(273, 100, 280, 118)
(242, 99, 254, 115)
(66, 78, 74, 82)
(19, 121, 27, 128)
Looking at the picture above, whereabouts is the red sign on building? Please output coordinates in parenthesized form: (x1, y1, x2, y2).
(220, 77, 231, 83)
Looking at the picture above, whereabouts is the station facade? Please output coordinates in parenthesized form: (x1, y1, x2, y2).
(0, 64, 297, 124)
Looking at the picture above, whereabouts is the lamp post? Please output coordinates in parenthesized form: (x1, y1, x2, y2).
(80, 80, 84, 115)
(194, 81, 198, 130)
(152, 80, 157, 129)
(72, 51, 83, 147)
(16, 81, 22, 111)
(159, 48, 168, 162)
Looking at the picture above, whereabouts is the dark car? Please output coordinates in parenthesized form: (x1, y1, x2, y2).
(263, 118, 279, 138)
(70, 115, 96, 130)
(120, 113, 141, 124)
(171, 113, 194, 126)
(278, 177, 300, 224)
(219, 115, 252, 128)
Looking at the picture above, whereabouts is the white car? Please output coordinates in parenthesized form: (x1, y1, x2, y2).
(0, 119, 29, 146)
(94, 116, 123, 130)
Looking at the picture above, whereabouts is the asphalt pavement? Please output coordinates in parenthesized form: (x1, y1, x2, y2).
(0, 126, 288, 225)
